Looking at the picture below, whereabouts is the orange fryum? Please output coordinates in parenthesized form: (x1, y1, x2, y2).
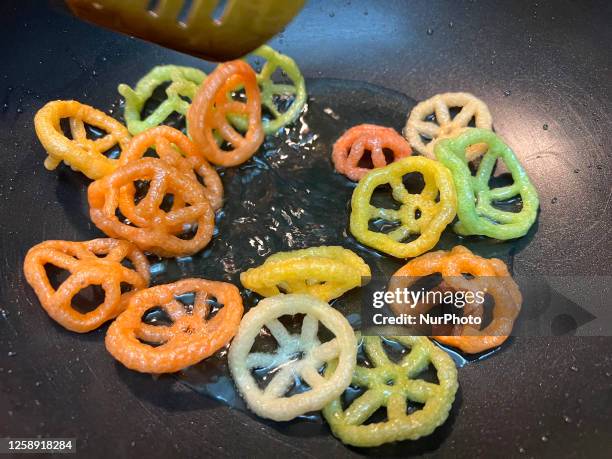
(187, 60, 264, 167)
(390, 245, 522, 353)
(105, 278, 244, 373)
(332, 124, 412, 181)
(34, 100, 131, 179)
(88, 157, 215, 257)
(23, 239, 149, 333)
(119, 126, 223, 211)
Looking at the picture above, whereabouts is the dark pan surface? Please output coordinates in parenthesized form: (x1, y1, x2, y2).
(1, 0, 611, 458)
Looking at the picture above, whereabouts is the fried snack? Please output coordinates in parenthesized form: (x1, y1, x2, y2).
(323, 336, 458, 447)
(34, 100, 131, 179)
(106, 278, 243, 373)
(228, 294, 357, 421)
(404, 92, 492, 160)
(435, 128, 539, 240)
(350, 157, 456, 258)
(240, 246, 371, 302)
(23, 238, 149, 333)
(88, 157, 215, 257)
(119, 126, 223, 211)
(332, 124, 413, 181)
(187, 60, 264, 167)
(118, 65, 206, 135)
(229, 45, 307, 135)
(390, 246, 522, 353)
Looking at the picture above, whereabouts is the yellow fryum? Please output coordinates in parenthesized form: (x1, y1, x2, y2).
(323, 336, 458, 447)
(349, 157, 456, 258)
(34, 100, 131, 179)
(240, 246, 371, 302)
(228, 294, 357, 421)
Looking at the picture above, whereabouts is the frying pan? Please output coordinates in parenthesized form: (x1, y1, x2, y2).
(1, 0, 610, 457)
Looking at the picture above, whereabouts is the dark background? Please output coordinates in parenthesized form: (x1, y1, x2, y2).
(1, 0, 611, 457)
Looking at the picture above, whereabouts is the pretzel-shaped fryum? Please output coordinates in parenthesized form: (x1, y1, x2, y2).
(118, 65, 206, 135)
(23, 239, 149, 333)
(332, 124, 413, 181)
(322, 336, 458, 447)
(118, 126, 223, 211)
(390, 246, 522, 353)
(187, 60, 264, 167)
(34, 100, 131, 179)
(404, 92, 492, 161)
(350, 157, 457, 258)
(435, 128, 539, 240)
(88, 157, 215, 257)
(229, 45, 307, 135)
(106, 278, 243, 373)
(240, 246, 371, 302)
(228, 294, 357, 421)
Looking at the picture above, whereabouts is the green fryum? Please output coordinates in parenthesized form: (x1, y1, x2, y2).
(323, 336, 458, 447)
(118, 65, 206, 135)
(435, 128, 539, 239)
(230, 45, 307, 135)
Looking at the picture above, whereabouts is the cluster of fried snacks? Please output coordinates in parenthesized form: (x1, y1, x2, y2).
(390, 246, 522, 353)
(118, 65, 206, 135)
(88, 157, 215, 257)
(435, 128, 539, 240)
(240, 246, 371, 302)
(106, 278, 243, 373)
(23, 239, 149, 333)
(323, 336, 458, 447)
(332, 124, 413, 181)
(404, 92, 492, 161)
(228, 294, 357, 421)
(350, 157, 457, 258)
(34, 100, 131, 179)
(229, 45, 307, 135)
(119, 126, 223, 210)
(187, 60, 264, 167)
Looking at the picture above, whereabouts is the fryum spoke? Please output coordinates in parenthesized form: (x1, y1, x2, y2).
(300, 314, 319, 343)
(263, 365, 296, 398)
(343, 390, 385, 425)
(370, 206, 400, 221)
(386, 392, 408, 420)
(246, 352, 281, 369)
(300, 365, 325, 388)
(163, 205, 202, 227)
(452, 102, 476, 126)
(413, 120, 440, 138)
(433, 99, 451, 124)
(311, 339, 340, 361)
(266, 319, 292, 346)
(137, 176, 167, 217)
(136, 323, 174, 343)
(69, 118, 87, 141)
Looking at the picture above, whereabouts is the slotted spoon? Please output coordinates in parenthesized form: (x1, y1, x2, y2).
(65, 0, 305, 61)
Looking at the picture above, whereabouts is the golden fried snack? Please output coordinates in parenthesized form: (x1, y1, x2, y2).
(323, 336, 458, 447)
(350, 157, 457, 258)
(332, 124, 413, 181)
(34, 100, 131, 179)
(228, 294, 357, 421)
(106, 279, 243, 373)
(88, 157, 215, 257)
(404, 92, 492, 160)
(390, 246, 522, 353)
(240, 246, 371, 302)
(23, 239, 149, 333)
(119, 125, 223, 211)
(187, 60, 264, 167)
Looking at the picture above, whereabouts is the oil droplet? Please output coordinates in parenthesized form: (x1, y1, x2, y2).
(504, 89, 512, 96)
(7, 351, 17, 357)
(541, 435, 549, 442)
(449, 21, 454, 27)
(329, 12, 335, 17)
(573, 169, 580, 174)
(570, 365, 578, 372)
(550, 197, 558, 204)
(16, 108, 23, 114)
(563, 415, 572, 423)
(518, 447, 525, 454)
(426, 27, 434, 35)
(543, 123, 548, 130)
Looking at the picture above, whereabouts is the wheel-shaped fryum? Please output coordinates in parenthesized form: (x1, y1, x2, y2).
(434, 128, 539, 240)
(323, 336, 458, 447)
(228, 294, 357, 421)
(349, 157, 457, 258)
(118, 65, 206, 135)
(404, 92, 492, 160)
